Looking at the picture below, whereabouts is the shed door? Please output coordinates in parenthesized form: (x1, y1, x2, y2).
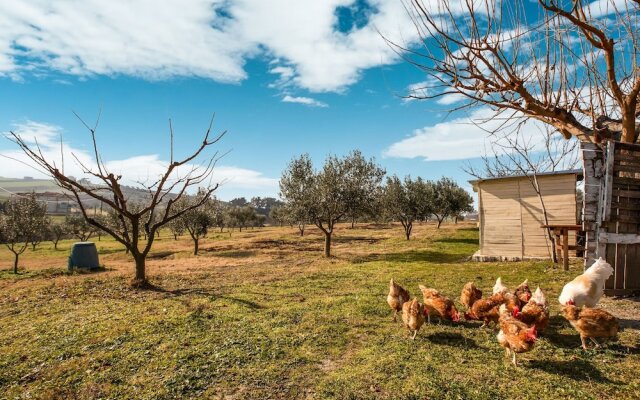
(479, 180, 523, 257)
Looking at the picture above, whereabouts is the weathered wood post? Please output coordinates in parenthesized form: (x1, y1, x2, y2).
(580, 142, 604, 268)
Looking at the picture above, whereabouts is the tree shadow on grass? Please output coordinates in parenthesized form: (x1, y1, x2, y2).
(528, 359, 618, 383)
(434, 237, 479, 245)
(352, 249, 472, 264)
(143, 285, 265, 309)
(425, 332, 485, 349)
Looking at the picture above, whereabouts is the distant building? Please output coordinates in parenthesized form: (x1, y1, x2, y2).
(23, 176, 34, 181)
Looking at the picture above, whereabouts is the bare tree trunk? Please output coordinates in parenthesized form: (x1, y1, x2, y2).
(133, 254, 146, 286)
(436, 218, 443, 229)
(351, 217, 356, 229)
(324, 232, 332, 257)
(405, 223, 412, 240)
(298, 224, 305, 236)
(194, 238, 199, 255)
(173, 234, 178, 241)
(53, 240, 59, 250)
(13, 253, 19, 274)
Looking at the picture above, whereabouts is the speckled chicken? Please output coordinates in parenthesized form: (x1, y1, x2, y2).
(460, 282, 483, 310)
(465, 291, 520, 327)
(497, 305, 538, 366)
(517, 287, 549, 333)
(402, 298, 425, 339)
(387, 279, 410, 322)
(419, 285, 460, 323)
(513, 279, 532, 304)
(561, 301, 619, 350)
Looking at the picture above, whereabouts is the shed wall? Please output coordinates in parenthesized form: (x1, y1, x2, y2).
(478, 174, 577, 258)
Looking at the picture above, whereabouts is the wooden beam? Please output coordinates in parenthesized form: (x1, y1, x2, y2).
(603, 142, 615, 222)
(599, 232, 640, 244)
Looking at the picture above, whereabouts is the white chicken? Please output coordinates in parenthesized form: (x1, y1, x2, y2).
(558, 258, 614, 307)
(493, 277, 508, 294)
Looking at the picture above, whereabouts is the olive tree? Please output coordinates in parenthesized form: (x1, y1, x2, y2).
(432, 178, 474, 229)
(344, 150, 386, 227)
(0, 193, 47, 273)
(382, 175, 434, 240)
(66, 214, 96, 241)
(49, 222, 68, 250)
(177, 194, 215, 255)
(280, 151, 384, 257)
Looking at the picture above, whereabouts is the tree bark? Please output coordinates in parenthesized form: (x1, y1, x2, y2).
(133, 254, 146, 285)
(13, 253, 19, 274)
(298, 224, 305, 236)
(53, 240, 59, 250)
(194, 238, 199, 255)
(324, 232, 332, 257)
(405, 222, 412, 240)
(436, 218, 443, 229)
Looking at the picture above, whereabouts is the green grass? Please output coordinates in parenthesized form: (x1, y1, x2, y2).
(0, 223, 638, 399)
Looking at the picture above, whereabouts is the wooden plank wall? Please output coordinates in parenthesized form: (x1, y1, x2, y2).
(478, 174, 578, 258)
(519, 175, 577, 257)
(478, 181, 523, 257)
(602, 142, 640, 295)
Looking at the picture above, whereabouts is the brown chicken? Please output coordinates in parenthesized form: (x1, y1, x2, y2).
(460, 282, 483, 310)
(561, 301, 620, 350)
(419, 285, 460, 323)
(513, 279, 532, 304)
(402, 298, 426, 339)
(465, 291, 519, 327)
(387, 279, 410, 322)
(517, 287, 549, 333)
(497, 305, 538, 366)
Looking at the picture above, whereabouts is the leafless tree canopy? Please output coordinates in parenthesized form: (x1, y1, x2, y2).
(464, 126, 580, 179)
(395, 0, 640, 143)
(8, 113, 226, 285)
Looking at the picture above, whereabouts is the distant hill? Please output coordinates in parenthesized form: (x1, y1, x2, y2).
(0, 176, 178, 209)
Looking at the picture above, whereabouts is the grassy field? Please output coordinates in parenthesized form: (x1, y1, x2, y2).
(0, 223, 638, 399)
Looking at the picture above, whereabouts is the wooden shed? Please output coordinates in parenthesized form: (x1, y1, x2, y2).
(470, 170, 582, 261)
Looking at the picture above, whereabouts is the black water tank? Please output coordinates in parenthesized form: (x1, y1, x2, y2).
(68, 242, 100, 271)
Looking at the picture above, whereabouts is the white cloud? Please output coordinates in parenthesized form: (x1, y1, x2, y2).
(383, 107, 547, 161)
(282, 95, 328, 108)
(0, 0, 474, 92)
(587, 0, 633, 17)
(1, 121, 278, 195)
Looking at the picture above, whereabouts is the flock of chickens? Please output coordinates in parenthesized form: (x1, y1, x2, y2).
(387, 258, 621, 366)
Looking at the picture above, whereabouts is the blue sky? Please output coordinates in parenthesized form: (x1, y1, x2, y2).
(0, 0, 594, 200)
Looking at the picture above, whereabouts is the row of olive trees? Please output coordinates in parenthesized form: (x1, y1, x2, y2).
(166, 192, 268, 255)
(278, 152, 474, 256)
(383, 176, 473, 240)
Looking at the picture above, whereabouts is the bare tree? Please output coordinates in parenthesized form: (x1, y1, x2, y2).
(8, 114, 225, 286)
(394, 0, 640, 144)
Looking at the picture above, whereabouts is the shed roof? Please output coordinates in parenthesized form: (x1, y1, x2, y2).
(468, 169, 583, 188)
